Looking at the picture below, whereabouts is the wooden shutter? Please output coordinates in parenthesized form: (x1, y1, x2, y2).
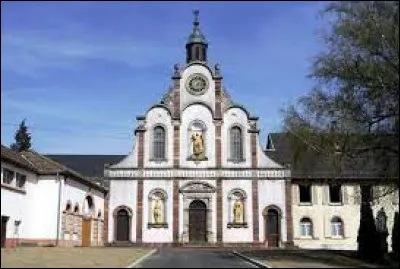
(322, 185, 329, 205)
(293, 184, 299, 205)
(342, 186, 348, 205)
(312, 185, 318, 205)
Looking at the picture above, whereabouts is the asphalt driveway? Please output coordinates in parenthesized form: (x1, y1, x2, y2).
(133, 249, 259, 268)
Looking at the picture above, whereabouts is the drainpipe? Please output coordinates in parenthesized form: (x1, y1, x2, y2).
(55, 171, 62, 246)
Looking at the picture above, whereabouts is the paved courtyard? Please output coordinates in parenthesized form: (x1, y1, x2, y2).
(1, 247, 152, 268)
(134, 248, 258, 268)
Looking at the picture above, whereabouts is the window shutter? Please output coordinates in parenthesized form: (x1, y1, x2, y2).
(312, 185, 318, 205)
(293, 184, 299, 205)
(343, 186, 349, 205)
(353, 186, 361, 205)
(322, 185, 329, 205)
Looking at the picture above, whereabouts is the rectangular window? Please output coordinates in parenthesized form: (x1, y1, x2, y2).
(299, 185, 312, 203)
(329, 185, 342, 204)
(16, 173, 26, 188)
(2, 168, 14, 185)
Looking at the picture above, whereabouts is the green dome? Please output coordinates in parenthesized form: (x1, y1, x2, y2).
(187, 10, 208, 45)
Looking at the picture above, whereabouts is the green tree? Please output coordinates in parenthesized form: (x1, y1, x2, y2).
(283, 1, 399, 185)
(10, 119, 32, 152)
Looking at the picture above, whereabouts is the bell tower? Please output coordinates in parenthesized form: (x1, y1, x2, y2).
(186, 10, 208, 63)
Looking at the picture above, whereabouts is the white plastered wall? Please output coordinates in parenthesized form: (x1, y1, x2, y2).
(222, 179, 253, 242)
(142, 179, 173, 242)
(143, 107, 173, 168)
(108, 179, 137, 242)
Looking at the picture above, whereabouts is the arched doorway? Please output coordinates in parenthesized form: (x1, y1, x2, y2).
(189, 200, 207, 243)
(264, 207, 281, 247)
(115, 208, 130, 242)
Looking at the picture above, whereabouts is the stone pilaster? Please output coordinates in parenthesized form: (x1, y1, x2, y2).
(214, 79, 222, 120)
(251, 132, 258, 168)
(173, 180, 180, 243)
(136, 180, 143, 243)
(136, 130, 145, 168)
(172, 67, 181, 120)
(285, 179, 294, 246)
(173, 121, 180, 168)
(103, 191, 109, 244)
(215, 121, 222, 168)
(216, 178, 223, 243)
(252, 179, 259, 242)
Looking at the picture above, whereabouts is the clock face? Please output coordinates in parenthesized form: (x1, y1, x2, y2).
(186, 74, 209, 95)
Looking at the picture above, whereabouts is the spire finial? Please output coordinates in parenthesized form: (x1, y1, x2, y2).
(193, 9, 199, 26)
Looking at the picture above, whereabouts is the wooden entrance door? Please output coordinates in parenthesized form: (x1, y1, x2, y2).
(116, 209, 130, 242)
(81, 218, 91, 247)
(266, 209, 280, 247)
(189, 200, 207, 243)
(1, 216, 9, 248)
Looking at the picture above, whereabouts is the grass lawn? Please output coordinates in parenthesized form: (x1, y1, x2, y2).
(1, 247, 153, 268)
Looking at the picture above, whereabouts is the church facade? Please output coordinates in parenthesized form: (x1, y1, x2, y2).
(104, 11, 292, 246)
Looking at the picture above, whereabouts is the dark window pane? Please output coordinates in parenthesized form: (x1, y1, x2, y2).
(2, 168, 14, 185)
(329, 185, 342, 203)
(16, 173, 26, 188)
(299, 185, 312, 203)
(230, 127, 243, 160)
(153, 127, 165, 159)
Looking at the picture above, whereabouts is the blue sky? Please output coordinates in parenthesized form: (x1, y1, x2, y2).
(1, 1, 328, 154)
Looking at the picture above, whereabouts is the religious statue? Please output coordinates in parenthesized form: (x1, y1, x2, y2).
(191, 132, 204, 157)
(233, 199, 243, 223)
(153, 198, 163, 224)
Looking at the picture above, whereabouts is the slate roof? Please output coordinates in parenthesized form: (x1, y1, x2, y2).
(1, 145, 106, 192)
(45, 155, 125, 178)
(1, 145, 36, 172)
(264, 133, 399, 180)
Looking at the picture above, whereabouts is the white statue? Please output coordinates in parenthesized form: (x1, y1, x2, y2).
(153, 198, 163, 224)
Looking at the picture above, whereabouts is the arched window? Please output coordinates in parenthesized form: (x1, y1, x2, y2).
(230, 126, 243, 161)
(153, 126, 166, 160)
(83, 195, 95, 218)
(73, 204, 80, 215)
(65, 202, 72, 213)
(331, 216, 343, 237)
(227, 189, 247, 227)
(300, 217, 313, 237)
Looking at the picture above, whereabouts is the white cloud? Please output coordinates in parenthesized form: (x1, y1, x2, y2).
(1, 31, 180, 77)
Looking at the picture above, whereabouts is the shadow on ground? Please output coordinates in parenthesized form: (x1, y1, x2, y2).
(240, 249, 398, 268)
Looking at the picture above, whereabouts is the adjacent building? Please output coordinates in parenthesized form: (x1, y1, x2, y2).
(1, 145, 106, 247)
